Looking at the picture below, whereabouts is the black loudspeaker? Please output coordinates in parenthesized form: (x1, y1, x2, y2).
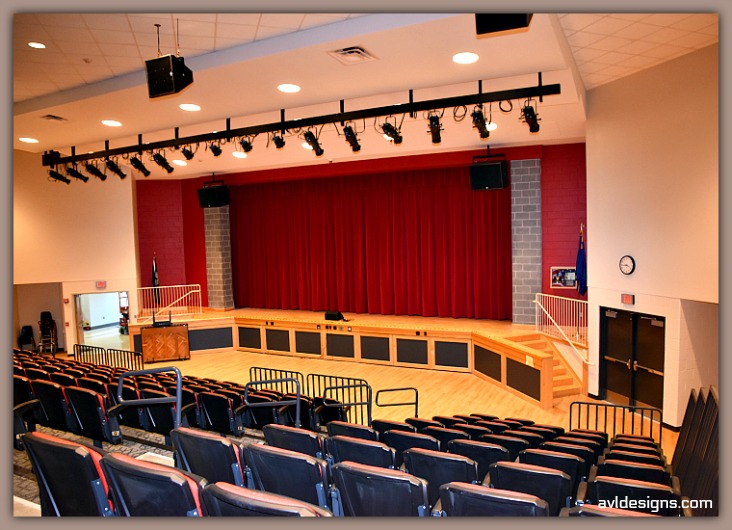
(470, 161, 508, 190)
(197, 185, 230, 208)
(325, 311, 345, 321)
(475, 14, 533, 36)
(145, 54, 193, 98)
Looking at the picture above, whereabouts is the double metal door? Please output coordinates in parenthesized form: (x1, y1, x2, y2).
(600, 307, 665, 410)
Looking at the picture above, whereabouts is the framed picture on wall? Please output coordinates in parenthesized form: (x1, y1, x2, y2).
(551, 267, 577, 288)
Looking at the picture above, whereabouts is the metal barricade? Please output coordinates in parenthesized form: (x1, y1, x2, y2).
(244, 378, 303, 428)
(73, 344, 144, 371)
(307, 373, 372, 426)
(569, 401, 663, 445)
(249, 366, 305, 396)
(114, 366, 183, 429)
(375, 387, 419, 418)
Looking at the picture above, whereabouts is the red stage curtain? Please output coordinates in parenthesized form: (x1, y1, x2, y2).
(230, 167, 511, 319)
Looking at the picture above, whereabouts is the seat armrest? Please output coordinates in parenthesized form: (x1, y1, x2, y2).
(431, 499, 444, 516)
(575, 480, 588, 505)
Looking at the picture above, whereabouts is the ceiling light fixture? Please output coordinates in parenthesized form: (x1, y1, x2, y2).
(240, 138, 254, 153)
(129, 156, 151, 176)
(381, 122, 403, 144)
(232, 152, 247, 159)
(105, 158, 127, 179)
(343, 125, 361, 152)
(48, 169, 70, 184)
(278, 83, 301, 93)
(427, 113, 443, 144)
(208, 142, 223, 157)
(179, 103, 201, 112)
(180, 146, 196, 160)
(65, 165, 89, 182)
(303, 130, 324, 156)
(452, 52, 479, 64)
(28, 41, 46, 49)
(85, 163, 107, 181)
(19, 137, 39, 144)
(101, 119, 122, 127)
(272, 134, 286, 149)
(471, 106, 491, 139)
(152, 152, 174, 173)
(520, 99, 540, 133)
(172, 159, 188, 166)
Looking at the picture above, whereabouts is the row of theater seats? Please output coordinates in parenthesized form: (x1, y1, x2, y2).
(13, 349, 346, 449)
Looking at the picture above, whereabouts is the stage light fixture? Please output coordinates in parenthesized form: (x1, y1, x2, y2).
(428, 114, 442, 144)
(303, 130, 324, 156)
(180, 146, 196, 160)
(85, 163, 107, 181)
(65, 165, 89, 182)
(521, 102, 540, 133)
(105, 158, 127, 179)
(49, 169, 70, 184)
(471, 107, 491, 139)
(240, 138, 253, 153)
(343, 125, 361, 152)
(152, 152, 175, 173)
(208, 142, 223, 157)
(272, 134, 286, 149)
(381, 122, 403, 144)
(130, 156, 151, 176)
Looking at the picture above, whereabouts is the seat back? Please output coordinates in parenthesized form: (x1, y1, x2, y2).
(242, 392, 281, 430)
(198, 391, 243, 436)
(327, 435, 396, 468)
(371, 419, 416, 440)
(201, 482, 333, 516)
(65, 386, 122, 445)
(540, 441, 595, 479)
(22, 431, 114, 516)
(13, 374, 35, 406)
(562, 505, 659, 517)
(100, 452, 207, 516)
(487, 461, 571, 516)
(432, 415, 466, 428)
(330, 461, 429, 516)
(438, 482, 549, 516)
(605, 449, 665, 467)
(519, 448, 585, 498)
(405, 417, 444, 433)
(382, 430, 439, 468)
(326, 420, 378, 441)
(29, 379, 74, 431)
(477, 434, 530, 460)
(586, 476, 681, 516)
(451, 423, 492, 440)
(50, 372, 77, 387)
(263, 424, 324, 459)
(447, 439, 511, 481)
(474, 420, 510, 433)
(170, 427, 246, 487)
(554, 435, 603, 461)
(422, 426, 469, 450)
(502, 429, 545, 448)
(597, 459, 671, 486)
(403, 447, 479, 508)
(242, 442, 330, 509)
(140, 388, 182, 439)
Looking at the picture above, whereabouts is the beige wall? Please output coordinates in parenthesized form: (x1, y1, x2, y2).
(586, 45, 719, 427)
(13, 149, 139, 348)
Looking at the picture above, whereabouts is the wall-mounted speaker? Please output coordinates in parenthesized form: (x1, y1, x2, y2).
(470, 161, 509, 190)
(145, 54, 193, 98)
(197, 185, 230, 208)
(475, 14, 533, 36)
(325, 311, 345, 321)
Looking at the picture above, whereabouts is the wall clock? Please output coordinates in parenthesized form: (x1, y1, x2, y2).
(619, 255, 636, 275)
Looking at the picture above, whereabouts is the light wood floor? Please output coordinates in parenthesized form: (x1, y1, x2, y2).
(157, 347, 678, 458)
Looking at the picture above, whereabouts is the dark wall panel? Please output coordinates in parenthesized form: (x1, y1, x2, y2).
(434, 341, 469, 368)
(327, 334, 355, 358)
(396, 338, 428, 365)
(238, 326, 262, 349)
(189, 327, 233, 351)
(295, 331, 321, 355)
(266, 329, 290, 352)
(474, 344, 501, 381)
(361, 336, 390, 361)
(506, 358, 541, 401)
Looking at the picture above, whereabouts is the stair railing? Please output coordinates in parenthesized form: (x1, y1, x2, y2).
(534, 293, 592, 366)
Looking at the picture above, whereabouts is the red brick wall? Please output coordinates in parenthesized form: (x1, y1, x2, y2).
(541, 143, 587, 298)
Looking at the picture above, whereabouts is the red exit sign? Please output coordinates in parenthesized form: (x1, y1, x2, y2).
(96, 280, 107, 289)
(621, 293, 635, 305)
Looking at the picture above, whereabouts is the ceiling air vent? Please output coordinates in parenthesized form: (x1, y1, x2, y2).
(41, 114, 68, 122)
(327, 46, 377, 65)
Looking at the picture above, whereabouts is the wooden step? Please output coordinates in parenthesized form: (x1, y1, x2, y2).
(553, 382, 582, 398)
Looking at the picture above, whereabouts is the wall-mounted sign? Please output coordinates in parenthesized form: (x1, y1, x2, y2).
(95, 280, 107, 289)
(550, 267, 576, 289)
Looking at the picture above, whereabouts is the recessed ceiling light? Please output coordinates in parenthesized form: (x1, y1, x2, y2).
(172, 159, 188, 166)
(19, 137, 40, 144)
(452, 52, 479, 65)
(232, 152, 247, 159)
(302, 141, 313, 150)
(28, 42, 46, 49)
(179, 103, 201, 112)
(278, 83, 301, 93)
(101, 119, 122, 127)
(486, 122, 498, 131)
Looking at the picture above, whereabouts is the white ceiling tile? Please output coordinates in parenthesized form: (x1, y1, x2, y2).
(587, 35, 633, 52)
(615, 40, 661, 56)
(607, 13, 652, 22)
(559, 13, 604, 32)
(90, 29, 138, 46)
(566, 31, 606, 48)
(172, 13, 218, 23)
(617, 55, 661, 69)
(81, 14, 133, 31)
(592, 51, 634, 66)
(643, 43, 689, 59)
(572, 47, 610, 63)
(33, 13, 88, 28)
(577, 62, 607, 75)
(254, 25, 295, 40)
(643, 13, 694, 27)
(54, 39, 103, 55)
(214, 22, 259, 41)
(580, 16, 634, 36)
(614, 22, 664, 40)
(259, 13, 306, 30)
(214, 14, 262, 26)
(670, 13, 719, 32)
(670, 32, 718, 49)
(97, 43, 142, 58)
(642, 27, 691, 45)
(699, 23, 719, 37)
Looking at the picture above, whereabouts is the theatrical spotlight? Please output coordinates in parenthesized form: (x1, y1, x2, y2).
(381, 122, 403, 144)
(272, 134, 286, 149)
(105, 158, 127, 179)
(66, 165, 89, 182)
(208, 142, 223, 157)
(240, 138, 253, 153)
(130, 156, 151, 177)
(471, 107, 491, 139)
(85, 163, 107, 181)
(180, 146, 196, 160)
(521, 102, 540, 133)
(49, 169, 70, 184)
(303, 130, 324, 156)
(343, 125, 361, 152)
(428, 114, 442, 144)
(152, 152, 175, 173)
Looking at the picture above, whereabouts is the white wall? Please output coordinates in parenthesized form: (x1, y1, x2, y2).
(83, 292, 122, 327)
(13, 283, 64, 350)
(13, 149, 140, 349)
(586, 45, 719, 427)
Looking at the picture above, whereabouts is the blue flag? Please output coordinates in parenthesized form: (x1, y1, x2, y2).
(575, 226, 587, 296)
(152, 255, 161, 305)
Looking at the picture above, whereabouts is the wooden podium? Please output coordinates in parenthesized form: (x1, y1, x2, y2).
(140, 324, 190, 363)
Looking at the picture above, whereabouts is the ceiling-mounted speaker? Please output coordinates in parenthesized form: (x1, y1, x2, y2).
(197, 185, 229, 208)
(475, 14, 533, 36)
(145, 54, 193, 98)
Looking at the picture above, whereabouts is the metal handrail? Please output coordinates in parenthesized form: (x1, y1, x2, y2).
(375, 387, 419, 418)
(114, 366, 183, 429)
(569, 400, 663, 445)
(534, 296, 592, 366)
(243, 378, 302, 428)
(321, 383, 373, 426)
